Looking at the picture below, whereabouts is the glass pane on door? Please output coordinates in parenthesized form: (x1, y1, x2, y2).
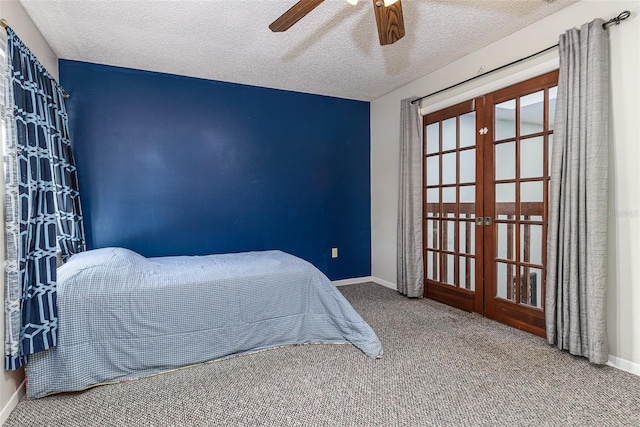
(520, 266, 543, 308)
(423, 100, 479, 302)
(495, 142, 515, 180)
(426, 156, 439, 186)
(496, 223, 516, 261)
(444, 254, 455, 285)
(520, 224, 543, 265)
(459, 257, 475, 290)
(442, 220, 456, 252)
(459, 221, 475, 255)
(459, 149, 476, 183)
(442, 118, 457, 151)
(520, 136, 544, 178)
(459, 112, 476, 148)
(496, 262, 516, 301)
(426, 123, 440, 154)
(520, 90, 544, 135)
(426, 251, 439, 281)
(459, 185, 475, 220)
(442, 153, 456, 185)
(489, 72, 556, 317)
(548, 87, 558, 131)
(495, 99, 515, 140)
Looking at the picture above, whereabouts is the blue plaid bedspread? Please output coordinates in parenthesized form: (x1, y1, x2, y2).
(26, 248, 383, 398)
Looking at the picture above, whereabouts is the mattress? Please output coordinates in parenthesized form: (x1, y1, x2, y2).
(26, 247, 383, 398)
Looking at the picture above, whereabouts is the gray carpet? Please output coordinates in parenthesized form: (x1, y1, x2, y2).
(6, 283, 640, 426)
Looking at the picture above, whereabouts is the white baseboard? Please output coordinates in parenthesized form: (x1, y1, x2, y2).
(607, 354, 640, 377)
(332, 276, 374, 287)
(0, 379, 25, 425)
(332, 276, 398, 291)
(370, 276, 398, 291)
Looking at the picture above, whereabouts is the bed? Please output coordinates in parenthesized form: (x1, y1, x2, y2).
(26, 248, 383, 398)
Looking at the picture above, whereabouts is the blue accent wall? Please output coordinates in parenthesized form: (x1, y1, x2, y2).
(59, 60, 371, 280)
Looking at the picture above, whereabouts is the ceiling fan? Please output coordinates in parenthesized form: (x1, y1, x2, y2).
(269, 0, 405, 46)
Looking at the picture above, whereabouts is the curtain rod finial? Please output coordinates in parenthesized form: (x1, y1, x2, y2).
(602, 10, 631, 30)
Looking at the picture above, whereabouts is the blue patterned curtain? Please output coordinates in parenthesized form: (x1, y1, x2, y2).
(3, 27, 86, 370)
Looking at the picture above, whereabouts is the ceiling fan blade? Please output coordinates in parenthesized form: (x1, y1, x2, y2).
(269, 0, 325, 32)
(372, 0, 405, 45)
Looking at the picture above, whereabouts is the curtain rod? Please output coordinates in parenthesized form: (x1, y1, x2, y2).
(411, 10, 631, 105)
(0, 18, 72, 99)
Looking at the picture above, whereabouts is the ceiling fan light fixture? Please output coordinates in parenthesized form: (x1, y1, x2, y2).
(346, 0, 358, 5)
(383, 0, 399, 6)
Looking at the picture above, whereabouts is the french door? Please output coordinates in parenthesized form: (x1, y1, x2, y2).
(423, 99, 484, 313)
(423, 71, 558, 337)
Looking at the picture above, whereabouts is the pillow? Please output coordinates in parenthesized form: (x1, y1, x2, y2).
(62, 247, 146, 270)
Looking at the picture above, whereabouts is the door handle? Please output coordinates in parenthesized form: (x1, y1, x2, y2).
(475, 217, 493, 226)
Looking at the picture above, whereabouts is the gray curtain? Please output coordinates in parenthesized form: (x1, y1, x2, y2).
(546, 19, 609, 364)
(397, 98, 424, 297)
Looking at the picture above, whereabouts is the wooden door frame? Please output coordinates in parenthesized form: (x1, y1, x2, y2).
(482, 70, 558, 338)
(422, 98, 485, 314)
(421, 70, 558, 338)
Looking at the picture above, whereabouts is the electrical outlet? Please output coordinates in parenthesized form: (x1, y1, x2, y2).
(331, 248, 338, 258)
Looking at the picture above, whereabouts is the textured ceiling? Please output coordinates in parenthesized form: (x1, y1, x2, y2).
(19, 0, 576, 101)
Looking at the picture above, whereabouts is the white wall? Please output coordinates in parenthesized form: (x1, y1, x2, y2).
(0, 0, 57, 79)
(0, 0, 58, 422)
(371, 0, 640, 368)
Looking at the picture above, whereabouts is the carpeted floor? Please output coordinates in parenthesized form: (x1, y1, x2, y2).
(6, 283, 640, 426)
